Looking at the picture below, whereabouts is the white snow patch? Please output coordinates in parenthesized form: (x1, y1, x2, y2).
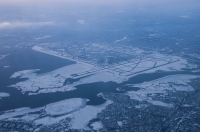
(155, 60, 169, 67)
(117, 121, 123, 127)
(10, 63, 92, 94)
(0, 97, 111, 130)
(36, 85, 76, 95)
(73, 71, 120, 85)
(52, 63, 92, 78)
(118, 65, 135, 71)
(21, 114, 40, 121)
(69, 100, 112, 129)
(127, 74, 199, 107)
(45, 98, 87, 116)
(137, 61, 155, 68)
(150, 57, 189, 72)
(34, 115, 69, 126)
(147, 100, 173, 108)
(0, 107, 43, 120)
(34, 100, 112, 128)
(133, 74, 198, 90)
(91, 121, 103, 130)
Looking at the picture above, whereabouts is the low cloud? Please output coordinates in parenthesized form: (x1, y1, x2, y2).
(115, 36, 127, 43)
(179, 15, 190, 18)
(0, 21, 53, 29)
(77, 20, 85, 25)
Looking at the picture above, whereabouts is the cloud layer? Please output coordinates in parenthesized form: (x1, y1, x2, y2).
(0, 21, 53, 29)
(0, 0, 198, 7)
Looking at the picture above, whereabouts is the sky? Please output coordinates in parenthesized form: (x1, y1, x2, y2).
(0, 0, 199, 30)
(0, 0, 199, 6)
(0, 0, 199, 50)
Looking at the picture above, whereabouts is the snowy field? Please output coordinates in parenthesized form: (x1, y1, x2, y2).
(45, 98, 87, 116)
(2, 73, 198, 130)
(0, 97, 112, 130)
(126, 74, 199, 107)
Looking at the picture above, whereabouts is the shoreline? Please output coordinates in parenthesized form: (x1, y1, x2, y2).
(32, 46, 94, 67)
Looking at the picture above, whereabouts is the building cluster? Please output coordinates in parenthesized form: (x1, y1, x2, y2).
(0, 120, 36, 132)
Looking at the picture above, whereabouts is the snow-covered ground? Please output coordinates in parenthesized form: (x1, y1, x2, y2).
(117, 121, 123, 127)
(9, 46, 197, 96)
(0, 98, 86, 120)
(34, 115, 70, 126)
(9, 67, 126, 95)
(20, 114, 40, 121)
(34, 100, 112, 129)
(91, 121, 104, 130)
(9, 62, 125, 95)
(127, 74, 199, 107)
(0, 97, 112, 130)
(10, 55, 196, 95)
(45, 98, 87, 116)
(72, 71, 123, 86)
(0, 92, 10, 99)
(132, 74, 198, 89)
(9, 63, 93, 94)
(0, 107, 43, 120)
(68, 100, 112, 129)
